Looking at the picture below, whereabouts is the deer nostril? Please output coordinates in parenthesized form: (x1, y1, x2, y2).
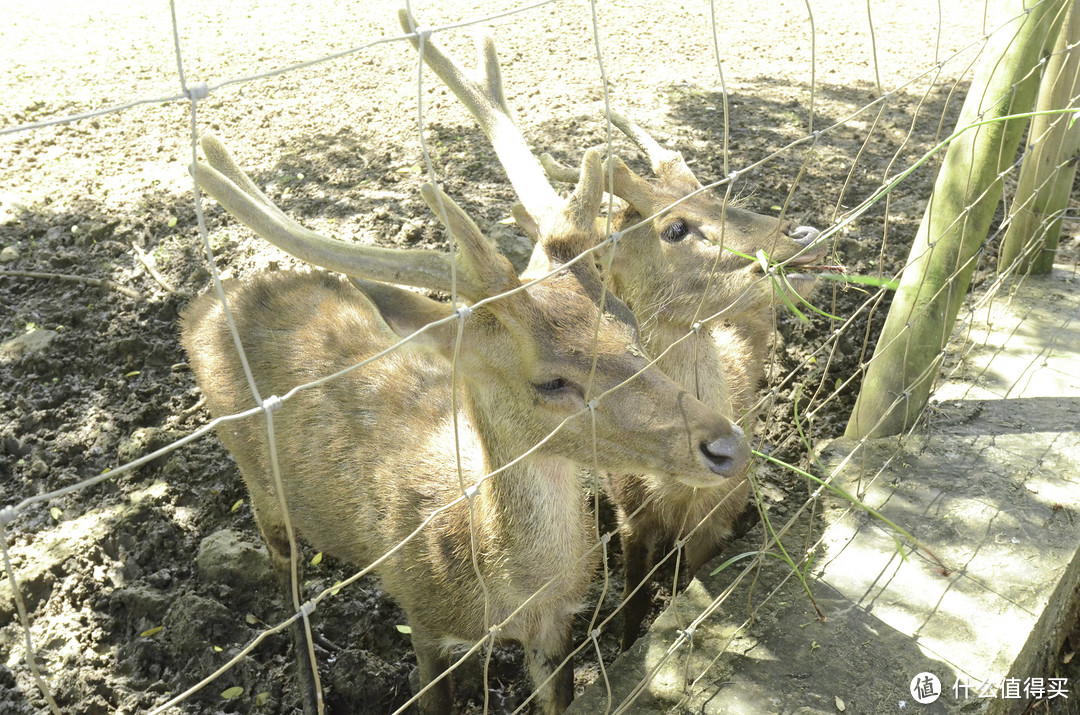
(788, 225, 821, 247)
(699, 425, 751, 478)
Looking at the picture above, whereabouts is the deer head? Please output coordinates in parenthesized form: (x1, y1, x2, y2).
(396, 10, 826, 336)
(542, 111, 826, 328)
(191, 134, 751, 486)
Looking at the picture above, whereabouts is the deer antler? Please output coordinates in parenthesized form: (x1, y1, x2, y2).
(607, 110, 701, 186)
(398, 10, 564, 229)
(193, 134, 517, 302)
(536, 109, 713, 221)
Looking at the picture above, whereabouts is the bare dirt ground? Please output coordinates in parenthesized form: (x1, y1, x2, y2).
(5, 1, 1072, 713)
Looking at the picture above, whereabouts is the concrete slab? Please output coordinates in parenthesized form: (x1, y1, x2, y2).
(569, 269, 1080, 714)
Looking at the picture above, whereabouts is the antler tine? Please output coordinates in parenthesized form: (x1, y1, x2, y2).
(419, 183, 520, 297)
(607, 110, 682, 172)
(563, 148, 605, 234)
(540, 150, 656, 218)
(194, 134, 489, 300)
(398, 9, 562, 220)
(477, 33, 512, 129)
(539, 153, 585, 185)
(608, 110, 704, 191)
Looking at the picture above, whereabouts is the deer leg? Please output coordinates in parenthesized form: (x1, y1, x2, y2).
(408, 623, 452, 715)
(731, 499, 760, 539)
(526, 625, 574, 714)
(252, 504, 321, 715)
(619, 529, 653, 651)
(676, 501, 755, 593)
(675, 532, 714, 594)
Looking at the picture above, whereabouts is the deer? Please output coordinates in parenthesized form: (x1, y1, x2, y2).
(180, 133, 753, 714)
(396, 11, 829, 651)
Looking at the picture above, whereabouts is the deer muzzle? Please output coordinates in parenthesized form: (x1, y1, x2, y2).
(699, 424, 752, 478)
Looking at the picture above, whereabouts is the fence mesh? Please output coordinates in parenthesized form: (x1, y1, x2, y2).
(1, 0, 1078, 713)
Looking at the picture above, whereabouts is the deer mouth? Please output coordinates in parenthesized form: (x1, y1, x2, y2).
(781, 243, 841, 280)
(787, 261, 846, 280)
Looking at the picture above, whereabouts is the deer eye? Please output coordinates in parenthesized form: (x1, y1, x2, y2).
(661, 219, 690, 243)
(534, 378, 570, 394)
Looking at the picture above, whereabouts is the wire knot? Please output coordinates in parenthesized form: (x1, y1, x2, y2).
(261, 394, 283, 412)
(299, 600, 317, 617)
(679, 626, 696, 641)
(186, 82, 209, 101)
(412, 24, 434, 44)
(455, 305, 472, 320)
(691, 322, 702, 335)
(609, 230, 622, 245)
(727, 170, 740, 183)
(465, 484, 479, 500)
(587, 399, 598, 412)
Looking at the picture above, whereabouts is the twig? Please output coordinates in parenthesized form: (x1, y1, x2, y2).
(0, 270, 144, 300)
(131, 242, 192, 298)
(0, 269, 143, 300)
(164, 395, 206, 430)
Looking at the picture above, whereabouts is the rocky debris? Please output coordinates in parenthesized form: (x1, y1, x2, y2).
(490, 224, 534, 274)
(115, 426, 184, 466)
(0, 329, 58, 364)
(196, 528, 273, 589)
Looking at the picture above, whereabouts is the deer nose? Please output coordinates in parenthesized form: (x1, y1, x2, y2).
(788, 225, 821, 247)
(699, 424, 752, 478)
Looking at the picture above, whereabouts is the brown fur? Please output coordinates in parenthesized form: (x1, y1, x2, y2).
(182, 140, 752, 713)
(388, 16, 825, 651)
(600, 163, 824, 649)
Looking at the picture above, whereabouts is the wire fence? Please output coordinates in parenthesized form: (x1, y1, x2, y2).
(1, 0, 1078, 713)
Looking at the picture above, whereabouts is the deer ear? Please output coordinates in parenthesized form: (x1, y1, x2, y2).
(348, 278, 458, 359)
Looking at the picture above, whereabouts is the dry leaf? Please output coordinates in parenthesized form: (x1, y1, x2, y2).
(221, 686, 244, 700)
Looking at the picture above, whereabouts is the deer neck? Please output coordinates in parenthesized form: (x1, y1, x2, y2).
(466, 395, 593, 591)
(638, 320, 736, 419)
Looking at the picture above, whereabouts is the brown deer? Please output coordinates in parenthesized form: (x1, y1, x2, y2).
(181, 134, 752, 714)
(396, 12, 827, 650)
(549, 115, 828, 649)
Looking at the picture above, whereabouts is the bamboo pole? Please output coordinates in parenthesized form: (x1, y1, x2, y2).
(845, 0, 1069, 440)
(997, 2, 1080, 275)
